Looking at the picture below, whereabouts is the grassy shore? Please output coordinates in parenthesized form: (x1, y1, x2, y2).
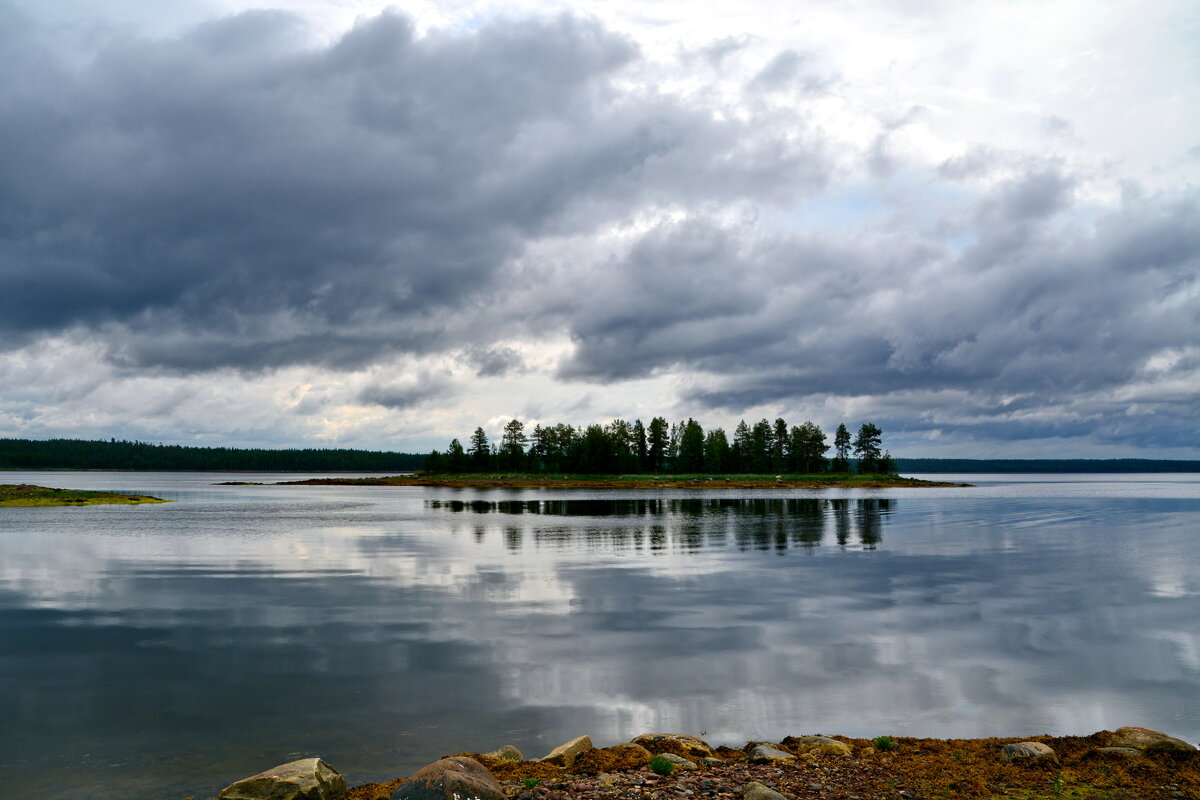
(279, 473, 970, 489)
(0, 483, 169, 507)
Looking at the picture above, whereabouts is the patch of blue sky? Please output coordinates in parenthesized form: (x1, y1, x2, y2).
(773, 185, 886, 235)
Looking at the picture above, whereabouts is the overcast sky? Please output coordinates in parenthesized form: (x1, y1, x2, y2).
(2, 0, 1197, 457)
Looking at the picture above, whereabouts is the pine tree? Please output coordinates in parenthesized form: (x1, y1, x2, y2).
(853, 423, 883, 473)
(772, 418, 788, 471)
(647, 417, 669, 472)
(832, 423, 851, 473)
(500, 419, 527, 470)
(470, 427, 490, 470)
(677, 418, 705, 473)
(632, 419, 647, 471)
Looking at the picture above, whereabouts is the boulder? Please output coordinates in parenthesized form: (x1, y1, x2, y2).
(743, 782, 788, 800)
(747, 745, 795, 764)
(219, 758, 346, 800)
(655, 753, 697, 771)
(541, 735, 594, 767)
(630, 734, 715, 759)
(1001, 742, 1057, 763)
(1110, 726, 1197, 753)
(785, 736, 852, 757)
(391, 757, 504, 800)
(574, 743, 653, 773)
(481, 745, 523, 762)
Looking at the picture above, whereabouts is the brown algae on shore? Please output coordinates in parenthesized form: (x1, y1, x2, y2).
(343, 731, 1198, 800)
(0, 483, 169, 507)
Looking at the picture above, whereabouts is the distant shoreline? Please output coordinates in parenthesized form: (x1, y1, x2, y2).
(276, 473, 971, 489)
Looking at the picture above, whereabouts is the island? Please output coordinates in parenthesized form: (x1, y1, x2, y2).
(0, 484, 169, 507)
(277, 473, 969, 489)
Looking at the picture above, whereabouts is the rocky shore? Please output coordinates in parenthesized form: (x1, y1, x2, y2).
(213, 728, 1198, 800)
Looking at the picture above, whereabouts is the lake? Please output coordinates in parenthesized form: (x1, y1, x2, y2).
(1, 472, 1197, 799)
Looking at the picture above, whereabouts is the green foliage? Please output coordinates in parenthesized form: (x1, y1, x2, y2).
(873, 735, 898, 751)
(1, 484, 168, 506)
(522, 778, 540, 789)
(649, 754, 675, 776)
(430, 418, 890, 478)
(832, 423, 852, 473)
(853, 423, 884, 473)
(470, 427, 491, 470)
(0, 438, 424, 471)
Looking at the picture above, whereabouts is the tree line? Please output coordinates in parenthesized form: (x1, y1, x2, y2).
(0, 438, 425, 472)
(425, 418, 895, 475)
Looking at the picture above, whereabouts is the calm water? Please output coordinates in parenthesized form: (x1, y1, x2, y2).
(1, 472, 1198, 799)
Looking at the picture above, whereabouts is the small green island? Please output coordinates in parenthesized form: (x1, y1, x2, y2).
(0, 484, 169, 507)
(279, 418, 968, 489)
(280, 472, 968, 489)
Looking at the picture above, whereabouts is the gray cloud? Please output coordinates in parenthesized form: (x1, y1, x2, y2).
(748, 50, 835, 94)
(1, 4, 1197, 455)
(358, 374, 450, 410)
(459, 346, 526, 378)
(2, 8, 823, 373)
(555, 176, 1199, 448)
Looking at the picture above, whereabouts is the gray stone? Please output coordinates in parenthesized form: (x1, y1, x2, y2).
(481, 745, 522, 762)
(630, 734, 716, 759)
(1001, 742, 1057, 763)
(743, 782, 788, 800)
(541, 735, 594, 767)
(219, 758, 346, 800)
(656, 753, 697, 771)
(747, 745, 794, 764)
(1110, 726, 1197, 753)
(391, 757, 503, 800)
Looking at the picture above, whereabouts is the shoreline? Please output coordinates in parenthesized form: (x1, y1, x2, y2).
(276, 474, 971, 490)
(236, 728, 1197, 800)
(0, 483, 169, 507)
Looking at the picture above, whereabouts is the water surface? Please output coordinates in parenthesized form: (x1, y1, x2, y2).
(1, 472, 1197, 799)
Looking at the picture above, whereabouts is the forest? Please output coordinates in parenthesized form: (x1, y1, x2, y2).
(0, 438, 424, 472)
(424, 417, 893, 475)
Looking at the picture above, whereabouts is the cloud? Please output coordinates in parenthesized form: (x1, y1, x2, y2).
(459, 346, 526, 378)
(358, 373, 451, 410)
(748, 50, 834, 94)
(0, 7, 834, 377)
(1, 1, 1197, 455)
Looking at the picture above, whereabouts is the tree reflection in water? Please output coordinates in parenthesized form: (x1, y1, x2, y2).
(426, 497, 895, 552)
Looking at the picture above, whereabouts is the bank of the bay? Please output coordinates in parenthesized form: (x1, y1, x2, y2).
(0, 483, 168, 506)
(214, 728, 1198, 800)
(276, 473, 970, 489)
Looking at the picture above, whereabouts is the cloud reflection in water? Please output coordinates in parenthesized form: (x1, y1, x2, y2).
(1, 486, 1198, 800)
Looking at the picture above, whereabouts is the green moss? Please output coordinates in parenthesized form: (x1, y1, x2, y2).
(0, 484, 169, 507)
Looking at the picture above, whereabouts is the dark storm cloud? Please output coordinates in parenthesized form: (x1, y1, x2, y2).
(459, 346, 526, 378)
(558, 166, 1199, 446)
(1, 7, 822, 371)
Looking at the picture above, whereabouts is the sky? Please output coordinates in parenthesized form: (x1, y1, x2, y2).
(1, 0, 1197, 457)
